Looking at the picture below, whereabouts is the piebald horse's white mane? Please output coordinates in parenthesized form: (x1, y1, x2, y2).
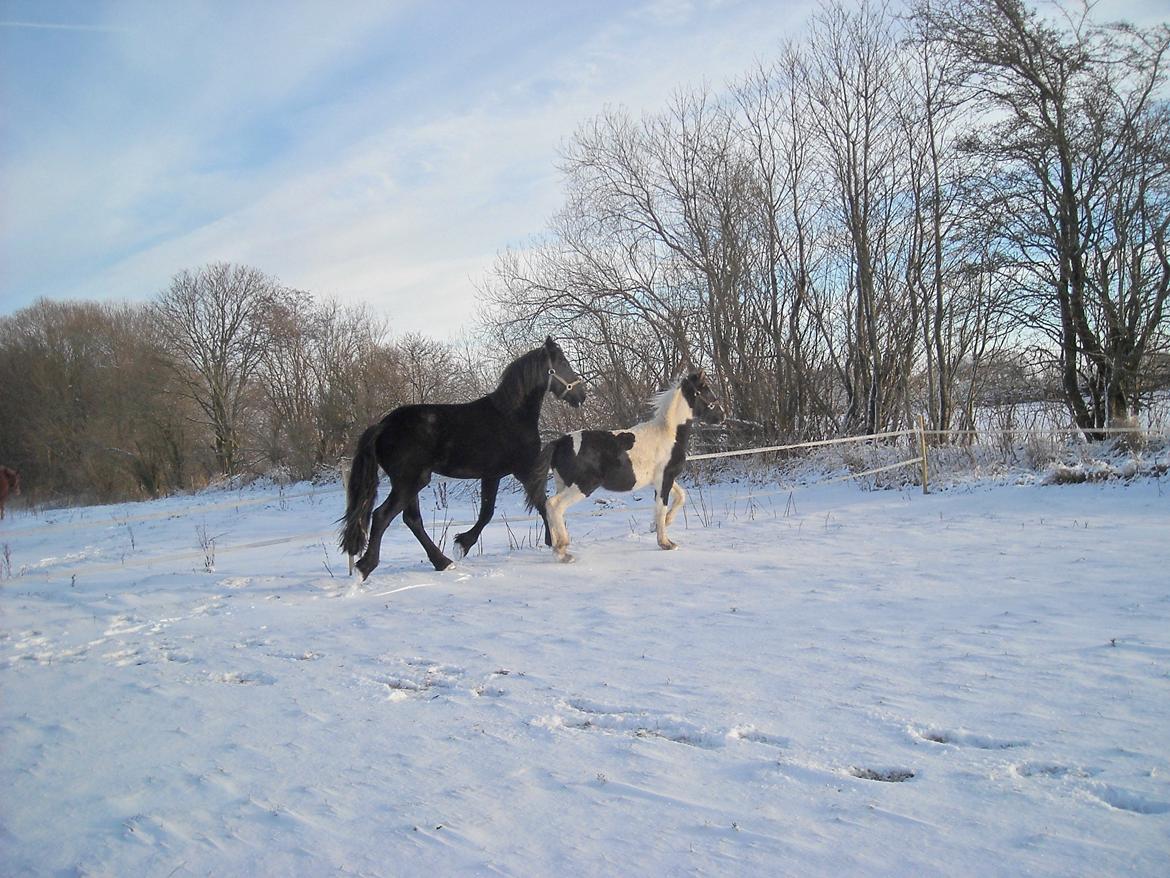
(649, 375, 687, 422)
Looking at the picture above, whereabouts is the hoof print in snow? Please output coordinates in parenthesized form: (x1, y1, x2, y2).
(913, 726, 1027, 750)
(551, 698, 721, 749)
(371, 657, 467, 701)
(851, 767, 915, 783)
(1091, 785, 1170, 815)
(727, 726, 790, 749)
(211, 670, 275, 685)
(1011, 762, 1096, 779)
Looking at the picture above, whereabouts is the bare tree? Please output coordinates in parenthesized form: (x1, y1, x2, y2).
(155, 263, 279, 476)
(481, 0, 1165, 444)
(735, 49, 849, 438)
(256, 293, 402, 479)
(481, 104, 704, 427)
(0, 299, 198, 503)
(804, 0, 919, 434)
(914, 0, 1170, 431)
(255, 288, 319, 477)
(311, 301, 396, 466)
(901, 8, 1019, 432)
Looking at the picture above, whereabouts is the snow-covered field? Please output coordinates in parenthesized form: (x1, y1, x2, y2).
(1, 472, 1168, 876)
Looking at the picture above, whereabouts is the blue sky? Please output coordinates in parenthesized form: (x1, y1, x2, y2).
(1, 0, 1165, 337)
(1, 0, 820, 336)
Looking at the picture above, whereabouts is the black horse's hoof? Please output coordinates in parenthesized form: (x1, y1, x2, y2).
(355, 556, 376, 581)
(433, 555, 455, 571)
(454, 532, 474, 557)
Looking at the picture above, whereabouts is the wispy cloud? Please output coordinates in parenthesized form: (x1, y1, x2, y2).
(0, 20, 129, 31)
(0, 1, 817, 336)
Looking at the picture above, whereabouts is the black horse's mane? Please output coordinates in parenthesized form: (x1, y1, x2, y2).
(488, 345, 550, 412)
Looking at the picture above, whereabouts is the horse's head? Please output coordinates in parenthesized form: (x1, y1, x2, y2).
(683, 370, 725, 425)
(544, 337, 587, 408)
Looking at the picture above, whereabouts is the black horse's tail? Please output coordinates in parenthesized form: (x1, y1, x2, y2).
(523, 440, 557, 512)
(339, 421, 385, 557)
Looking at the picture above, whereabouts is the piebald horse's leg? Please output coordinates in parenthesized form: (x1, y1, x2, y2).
(546, 484, 585, 561)
(664, 483, 686, 528)
(654, 479, 679, 550)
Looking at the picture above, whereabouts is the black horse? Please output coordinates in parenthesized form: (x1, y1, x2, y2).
(340, 337, 586, 578)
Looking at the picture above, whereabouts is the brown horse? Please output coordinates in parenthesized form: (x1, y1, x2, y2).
(0, 466, 20, 520)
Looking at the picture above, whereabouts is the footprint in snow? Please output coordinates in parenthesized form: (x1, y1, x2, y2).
(1089, 784, 1170, 815)
(364, 656, 474, 701)
(104, 615, 149, 637)
(1010, 762, 1098, 779)
(209, 670, 276, 685)
(727, 725, 791, 749)
(1010, 762, 1166, 815)
(104, 646, 147, 667)
(850, 767, 916, 783)
(541, 698, 722, 749)
(267, 649, 323, 662)
(911, 725, 1028, 749)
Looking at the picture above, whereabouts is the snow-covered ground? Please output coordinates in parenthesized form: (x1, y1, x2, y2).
(1, 473, 1168, 876)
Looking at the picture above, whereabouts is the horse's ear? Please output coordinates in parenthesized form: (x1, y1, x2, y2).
(697, 369, 707, 385)
(545, 336, 556, 348)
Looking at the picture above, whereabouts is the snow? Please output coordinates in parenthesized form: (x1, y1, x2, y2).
(1, 473, 1168, 876)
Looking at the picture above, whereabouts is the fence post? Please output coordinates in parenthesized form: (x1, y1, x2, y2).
(918, 415, 930, 495)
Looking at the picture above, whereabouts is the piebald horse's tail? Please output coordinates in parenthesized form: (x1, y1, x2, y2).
(339, 421, 385, 558)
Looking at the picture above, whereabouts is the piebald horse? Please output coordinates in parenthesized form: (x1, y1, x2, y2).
(526, 371, 724, 562)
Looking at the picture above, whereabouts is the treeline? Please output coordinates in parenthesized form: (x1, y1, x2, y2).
(0, 265, 509, 505)
(3, 0, 1169, 506)
(482, 0, 1170, 441)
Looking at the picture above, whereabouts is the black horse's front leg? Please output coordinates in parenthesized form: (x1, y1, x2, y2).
(454, 477, 500, 557)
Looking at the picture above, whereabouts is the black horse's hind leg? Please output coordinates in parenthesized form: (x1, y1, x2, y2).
(403, 494, 455, 571)
(532, 494, 553, 547)
(356, 485, 412, 580)
(454, 477, 500, 557)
